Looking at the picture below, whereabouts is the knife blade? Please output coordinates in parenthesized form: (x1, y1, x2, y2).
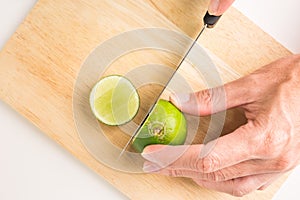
(118, 12, 221, 158)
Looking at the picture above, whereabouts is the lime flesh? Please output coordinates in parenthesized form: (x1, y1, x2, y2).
(132, 99, 187, 152)
(90, 75, 139, 126)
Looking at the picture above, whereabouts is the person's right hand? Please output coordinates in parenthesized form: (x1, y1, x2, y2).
(142, 54, 300, 196)
(209, 0, 235, 16)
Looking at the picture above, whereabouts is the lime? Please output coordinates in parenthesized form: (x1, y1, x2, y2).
(89, 75, 139, 126)
(132, 99, 187, 152)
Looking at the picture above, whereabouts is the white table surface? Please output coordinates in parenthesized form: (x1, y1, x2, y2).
(0, 0, 299, 199)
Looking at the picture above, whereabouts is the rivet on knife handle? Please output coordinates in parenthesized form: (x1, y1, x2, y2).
(203, 11, 222, 28)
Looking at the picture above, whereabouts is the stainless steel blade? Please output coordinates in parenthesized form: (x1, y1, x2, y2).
(118, 25, 207, 158)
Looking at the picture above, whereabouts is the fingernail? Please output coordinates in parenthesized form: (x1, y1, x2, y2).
(171, 93, 190, 106)
(208, 0, 219, 15)
(141, 152, 157, 163)
(143, 163, 161, 172)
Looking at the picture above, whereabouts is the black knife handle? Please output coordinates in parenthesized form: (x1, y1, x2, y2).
(203, 11, 222, 28)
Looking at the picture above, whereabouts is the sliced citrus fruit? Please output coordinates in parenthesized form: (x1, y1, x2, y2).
(89, 75, 139, 126)
(132, 99, 187, 152)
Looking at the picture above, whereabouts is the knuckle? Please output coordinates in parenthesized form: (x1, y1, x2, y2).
(260, 132, 279, 158)
(197, 89, 212, 105)
(266, 133, 289, 158)
(245, 121, 266, 156)
(211, 170, 227, 182)
(202, 153, 221, 173)
(188, 145, 203, 171)
(193, 158, 202, 171)
(255, 126, 291, 159)
(205, 172, 217, 182)
(196, 89, 214, 114)
(197, 87, 227, 114)
(168, 169, 182, 177)
(238, 122, 259, 156)
(190, 153, 202, 171)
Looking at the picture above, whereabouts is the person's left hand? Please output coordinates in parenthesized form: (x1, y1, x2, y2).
(141, 55, 300, 197)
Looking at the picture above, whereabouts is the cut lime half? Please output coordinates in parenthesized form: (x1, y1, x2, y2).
(89, 75, 139, 126)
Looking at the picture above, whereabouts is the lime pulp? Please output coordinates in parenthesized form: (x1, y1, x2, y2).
(89, 75, 139, 126)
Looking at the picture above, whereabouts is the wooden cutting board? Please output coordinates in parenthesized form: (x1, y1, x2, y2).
(0, 0, 292, 199)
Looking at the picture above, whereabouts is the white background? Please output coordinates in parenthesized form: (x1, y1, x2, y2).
(0, 0, 299, 199)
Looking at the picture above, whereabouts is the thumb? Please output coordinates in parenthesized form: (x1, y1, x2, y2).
(208, 0, 236, 16)
(170, 79, 250, 116)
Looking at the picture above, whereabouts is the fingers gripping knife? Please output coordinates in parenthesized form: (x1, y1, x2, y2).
(118, 12, 222, 158)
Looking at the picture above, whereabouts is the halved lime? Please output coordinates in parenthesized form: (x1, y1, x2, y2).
(89, 75, 139, 126)
(132, 99, 187, 152)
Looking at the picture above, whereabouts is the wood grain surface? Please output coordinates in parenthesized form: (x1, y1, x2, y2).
(0, 0, 292, 199)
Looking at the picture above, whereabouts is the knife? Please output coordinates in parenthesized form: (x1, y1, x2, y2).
(118, 12, 221, 158)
